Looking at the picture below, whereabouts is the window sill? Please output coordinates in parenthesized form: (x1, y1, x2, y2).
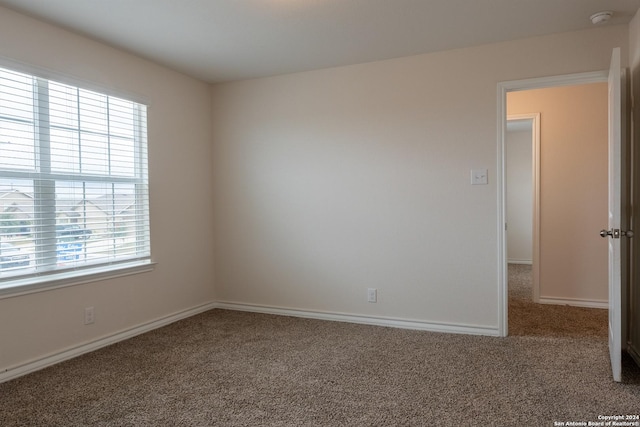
(0, 260, 156, 299)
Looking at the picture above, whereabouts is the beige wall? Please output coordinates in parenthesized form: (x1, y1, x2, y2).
(0, 7, 215, 372)
(508, 84, 608, 304)
(211, 25, 627, 330)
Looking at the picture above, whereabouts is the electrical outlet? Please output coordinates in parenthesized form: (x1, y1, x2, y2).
(367, 288, 377, 303)
(471, 169, 488, 185)
(84, 306, 95, 325)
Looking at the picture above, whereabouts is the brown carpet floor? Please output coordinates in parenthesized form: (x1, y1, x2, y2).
(0, 270, 639, 426)
(508, 264, 609, 338)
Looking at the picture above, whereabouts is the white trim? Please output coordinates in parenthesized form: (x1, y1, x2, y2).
(0, 302, 217, 384)
(497, 70, 609, 337)
(507, 259, 532, 265)
(499, 71, 608, 93)
(497, 80, 508, 337)
(538, 297, 608, 309)
(215, 301, 500, 337)
(0, 260, 156, 300)
(0, 301, 500, 384)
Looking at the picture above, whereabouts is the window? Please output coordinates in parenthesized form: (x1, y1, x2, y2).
(0, 66, 150, 288)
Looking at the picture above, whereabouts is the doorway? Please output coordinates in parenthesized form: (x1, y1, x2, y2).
(498, 71, 609, 337)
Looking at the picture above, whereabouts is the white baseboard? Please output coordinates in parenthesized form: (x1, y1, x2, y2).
(0, 301, 218, 384)
(215, 301, 500, 337)
(507, 259, 532, 265)
(1, 300, 501, 384)
(538, 297, 608, 309)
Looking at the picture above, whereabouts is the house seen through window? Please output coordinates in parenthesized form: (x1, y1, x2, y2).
(0, 66, 150, 283)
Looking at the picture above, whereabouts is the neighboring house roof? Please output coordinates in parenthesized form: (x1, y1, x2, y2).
(0, 190, 34, 217)
(72, 194, 135, 217)
(0, 190, 136, 219)
(0, 189, 33, 200)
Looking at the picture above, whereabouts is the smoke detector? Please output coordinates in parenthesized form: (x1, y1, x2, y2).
(590, 11, 613, 25)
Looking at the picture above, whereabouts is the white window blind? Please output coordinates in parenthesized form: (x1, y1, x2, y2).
(0, 66, 150, 285)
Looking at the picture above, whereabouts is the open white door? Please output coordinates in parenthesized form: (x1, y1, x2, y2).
(602, 47, 627, 382)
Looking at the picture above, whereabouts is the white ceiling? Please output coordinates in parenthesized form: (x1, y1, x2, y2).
(1, 0, 639, 83)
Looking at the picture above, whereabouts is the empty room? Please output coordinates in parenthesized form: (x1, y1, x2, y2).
(0, 1, 639, 425)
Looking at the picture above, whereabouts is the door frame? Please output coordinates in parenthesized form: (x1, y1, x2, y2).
(497, 70, 608, 337)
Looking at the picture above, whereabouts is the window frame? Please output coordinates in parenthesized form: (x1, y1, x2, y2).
(0, 59, 154, 296)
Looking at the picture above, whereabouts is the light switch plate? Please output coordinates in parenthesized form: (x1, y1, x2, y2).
(471, 169, 488, 185)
